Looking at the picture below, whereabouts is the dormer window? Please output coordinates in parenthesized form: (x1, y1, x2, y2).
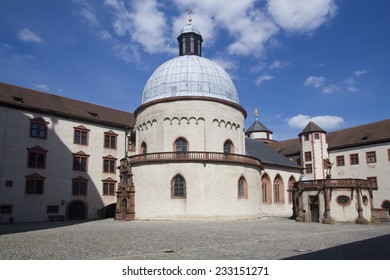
(12, 96, 24, 103)
(88, 112, 98, 118)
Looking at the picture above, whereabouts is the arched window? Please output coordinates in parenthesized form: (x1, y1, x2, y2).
(261, 173, 272, 203)
(140, 142, 147, 154)
(224, 140, 234, 154)
(174, 137, 188, 152)
(262, 179, 267, 203)
(172, 175, 186, 198)
(238, 176, 247, 199)
(274, 179, 280, 203)
(273, 175, 285, 203)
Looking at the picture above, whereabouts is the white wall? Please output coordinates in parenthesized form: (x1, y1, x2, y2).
(329, 142, 390, 208)
(136, 100, 245, 155)
(0, 106, 127, 222)
(133, 162, 262, 220)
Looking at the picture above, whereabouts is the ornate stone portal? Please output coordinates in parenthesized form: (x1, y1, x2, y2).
(115, 158, 135, 221)
(291, 178, 377, 224)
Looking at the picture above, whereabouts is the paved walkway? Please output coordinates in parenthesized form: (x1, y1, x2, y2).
(0, 217, 389, 260)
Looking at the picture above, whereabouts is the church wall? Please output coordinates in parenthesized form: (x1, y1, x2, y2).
(329, 142, 390, 208)
(135, 100, 245, 154)
(132, 162, 262, 220)
(260, 166, 300, 216)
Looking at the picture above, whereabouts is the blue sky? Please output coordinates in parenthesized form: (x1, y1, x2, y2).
(1, 0, 389, 140)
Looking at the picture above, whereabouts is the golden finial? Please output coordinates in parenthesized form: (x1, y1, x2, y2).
(188, 9, 192, 23)
(255, 108, 259, 120)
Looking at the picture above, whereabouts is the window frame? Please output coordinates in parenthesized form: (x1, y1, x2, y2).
(336, 155, 345, 166)
(350, 153, 359, 165)
(72, 152, 90, 171)
(25, 173, 45, 195)
(72, 177, 88, 196)
(0, 205, 13, 214)
(102, 178, 117, 196)
(171, 175, 186, 198)
(238, 176, 248, 199)
(73, 125, 90, 145)
(46, 205, 60, 214)
(366, 151, 377, 163)
(223, 140, 234, 154)
(305, 163, 313, 174)
(27, 146, 47, 169)
(104, 131, 118, 149)
(29, 117, 48, 139)
(140, 142, 147, 154)
(304, 151, 312, 162)
(103, 155, 117, 174)
(367, 177, 378, 189)
(336, 195, 351, 206)
(174, 137, 188, 152)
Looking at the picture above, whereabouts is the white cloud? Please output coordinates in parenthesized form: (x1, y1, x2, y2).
(322, 84, 339, 94)
(287, 114, 344, 129)
(304, 76, 326, 88)
(255, 74, 274, 86)
(106, 0, 174, 54)
(33, 84, 51, 92)
(17, 28, 43, 43)
(354, 69, 367, 77)
(212, 57, 237, 71)
(347, 85, 359, 93)
(343, 76, 356, 85)
(78, 2, 99, 27)
(173, 0, 279, 56)
(77, 0, 337, 60)
(267, 0, 337, 33)
(269, 60, 288, 70)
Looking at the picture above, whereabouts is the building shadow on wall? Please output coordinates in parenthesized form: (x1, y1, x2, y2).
(284, 234, 390, 260)
(0, 109, 115, 233)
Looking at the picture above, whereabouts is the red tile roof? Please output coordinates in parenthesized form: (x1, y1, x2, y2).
(0, 82, 135, 128)
(270, 119, 390, 155)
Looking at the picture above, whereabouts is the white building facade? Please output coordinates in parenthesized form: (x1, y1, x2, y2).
(0, 83, 135, 223)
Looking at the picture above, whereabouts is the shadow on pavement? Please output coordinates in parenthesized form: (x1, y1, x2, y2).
(0, 219, 105, 236)
(284, 234, 390, 260)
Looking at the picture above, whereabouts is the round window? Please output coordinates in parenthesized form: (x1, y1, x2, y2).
(362, 195, 368, 206)
(337, 195, 351, 206)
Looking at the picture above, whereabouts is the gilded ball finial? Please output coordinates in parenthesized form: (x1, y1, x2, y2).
(255, 108, 259, 120)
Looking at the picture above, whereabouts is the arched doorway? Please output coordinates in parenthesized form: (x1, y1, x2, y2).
(98, 203, 116, 219)
(67, 200, 87, 220)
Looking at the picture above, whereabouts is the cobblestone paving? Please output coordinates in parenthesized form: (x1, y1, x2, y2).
(0, 217, 389, 260)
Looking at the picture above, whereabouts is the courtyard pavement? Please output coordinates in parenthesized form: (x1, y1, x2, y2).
(0, 216, 389, 260)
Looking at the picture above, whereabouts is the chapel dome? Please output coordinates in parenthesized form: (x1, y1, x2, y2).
(141, 55, 239, 104)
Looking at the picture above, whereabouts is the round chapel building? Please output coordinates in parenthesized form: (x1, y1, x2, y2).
(130, 21, 264, 220)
